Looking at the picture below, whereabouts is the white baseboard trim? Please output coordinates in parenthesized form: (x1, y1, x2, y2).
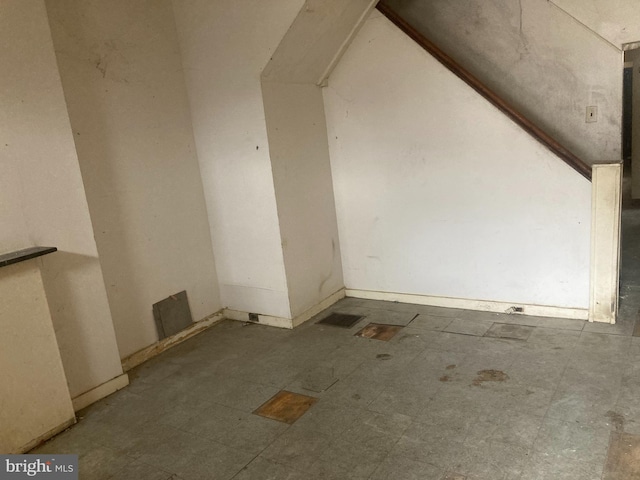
(72, 373, 129, 412)
(224, 309, 293, 329)
(345, 289, 589, 321)
(121, 310, 226, 372)
(225, 288, 346, 329)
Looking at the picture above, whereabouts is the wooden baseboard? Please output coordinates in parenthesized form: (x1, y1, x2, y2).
(121, 311, 225, 372)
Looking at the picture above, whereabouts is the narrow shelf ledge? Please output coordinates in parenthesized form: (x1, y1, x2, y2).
(0, 247, 57, 268)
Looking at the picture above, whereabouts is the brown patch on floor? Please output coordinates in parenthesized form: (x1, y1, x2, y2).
(446, 364, 456, 370)
(607, 411, 626, 432)
(472, 369, 509, 386)
(603, 432, 640, 479)
(376, 353, 392, 360)
(440, 375, 451, 382)
(355, 323, 403, 341)
(253, 390, 317, 424)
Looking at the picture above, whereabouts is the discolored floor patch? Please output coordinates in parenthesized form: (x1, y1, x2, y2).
(603, 432, 640, 480)
(472, 369, 509, 386)
(484, 323, 534, 341)
(254, 390, 317, 424)
(607, 411, 626, 433)
(355, 323, 403, 341)
(317, 312, 363, 328)
(295, 367, 339, 393)
(440, 364, 457, 382)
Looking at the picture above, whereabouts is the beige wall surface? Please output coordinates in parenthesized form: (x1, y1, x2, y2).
(384, 0, 623, 165)
(46, 0, 221, 358)
(1, 0, 123, 398)
(0, 262, 75, 453)
(172, 0, 305, 319)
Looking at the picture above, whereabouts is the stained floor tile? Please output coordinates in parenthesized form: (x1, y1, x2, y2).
(604, 432, 640, 480)
(254, 390, 318, 424)
(361, 308, 417, 326)
(407, 314, 454, 331)
(485, 322, 534, 340)
(288, 366, 339, 393)
(443, 318, 494, 336)
(354, 323, 403, 341)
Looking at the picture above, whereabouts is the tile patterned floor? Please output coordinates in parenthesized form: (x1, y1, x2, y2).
(31, 291, 640, 480)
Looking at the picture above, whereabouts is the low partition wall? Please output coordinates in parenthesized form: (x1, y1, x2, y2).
(0, 247, 75, 453)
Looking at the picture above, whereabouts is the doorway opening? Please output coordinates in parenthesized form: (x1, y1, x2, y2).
(620, 45, 640, 328)
(623, 46, 640, 201)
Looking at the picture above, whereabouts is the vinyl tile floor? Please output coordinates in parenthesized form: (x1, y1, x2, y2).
(31, 179, 640, 480)
(32, 290, 640, 480)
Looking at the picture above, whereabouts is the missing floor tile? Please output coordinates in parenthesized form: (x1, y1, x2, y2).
(354, 323, 403, 341)
(604, 432, 640, 480)
(254, 390, 317, 424)
(484, 323, 534, 341)
(318, 312, 363, 328)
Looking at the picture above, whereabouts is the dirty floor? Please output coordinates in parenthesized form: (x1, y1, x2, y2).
(32, 291, 640, 480)
(32, 190, 640, 479)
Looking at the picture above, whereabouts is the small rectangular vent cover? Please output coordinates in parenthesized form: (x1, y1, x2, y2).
(153, 290, 193, 340)
(317, 313, 363, 328)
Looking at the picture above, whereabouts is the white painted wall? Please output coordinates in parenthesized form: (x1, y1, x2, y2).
(325, 12, 592, 309)
(171, 0, 306, 318)
(384, 0, 623, 164)
(1, 0, 123, 397)
(260, 0, 376, 318)
(263, 82, 344, 317)
(46, 0, 221, 358)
